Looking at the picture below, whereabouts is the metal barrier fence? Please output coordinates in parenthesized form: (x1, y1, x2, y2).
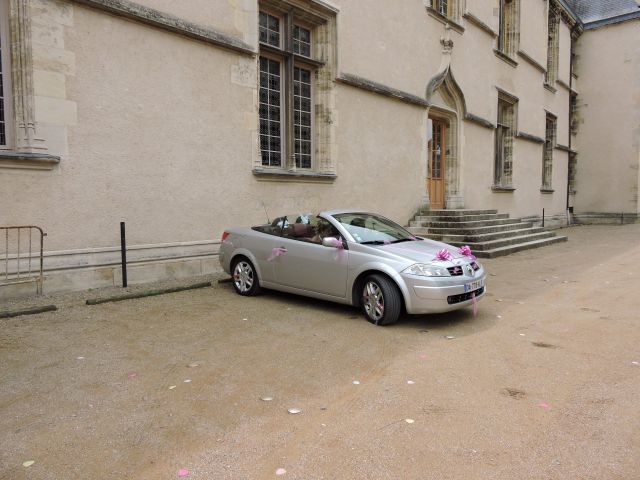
(1, 226, 46, 294)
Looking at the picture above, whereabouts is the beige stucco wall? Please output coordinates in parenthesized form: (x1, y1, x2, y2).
(573, 20, 640, 214)
(1, 0, 595, 291)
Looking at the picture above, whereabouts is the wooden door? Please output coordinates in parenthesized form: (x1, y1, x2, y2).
(428, 119, 446, 209)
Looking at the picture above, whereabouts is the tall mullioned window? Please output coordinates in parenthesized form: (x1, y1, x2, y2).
(498, 0, 520, 58)
(0, 0, 12, 147)
(542, 113, 556, 190)
(258, 9, 315, 169)
(494, 96, 517, 187)
(545, 5, 560, 86)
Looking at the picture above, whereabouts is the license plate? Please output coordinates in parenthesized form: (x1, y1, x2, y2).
(464, 279, 484, 293)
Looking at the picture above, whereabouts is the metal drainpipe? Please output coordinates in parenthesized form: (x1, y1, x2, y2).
(566, 24, 580, 222)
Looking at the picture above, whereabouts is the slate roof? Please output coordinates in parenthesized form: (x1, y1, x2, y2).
(563, 0, 640, 24)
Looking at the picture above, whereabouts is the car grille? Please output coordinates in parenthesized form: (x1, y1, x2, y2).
(447, 286, 484, 305)
(447, 262, 480, 276)
(447, 266, 463, 276)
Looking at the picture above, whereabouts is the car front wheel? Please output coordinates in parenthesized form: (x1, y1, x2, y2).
(361, 274, 402, 326)
(231, 257, 261, 296)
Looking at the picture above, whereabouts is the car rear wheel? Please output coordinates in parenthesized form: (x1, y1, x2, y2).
(231, 257, 261, 296)
(361, 274, 401, 326)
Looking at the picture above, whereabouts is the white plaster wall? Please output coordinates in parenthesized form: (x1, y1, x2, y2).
(573, 20, 640, 214)
(333, 85, 426, 222)
(464, 0, 499, 33)
(1, 0, 585, 287)
(519, 0, 549, 68)
(558, 20, 572, 86)
(132, 0, 257, 45)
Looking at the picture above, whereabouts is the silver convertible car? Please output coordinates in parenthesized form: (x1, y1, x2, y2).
(219, 210, 486, 326)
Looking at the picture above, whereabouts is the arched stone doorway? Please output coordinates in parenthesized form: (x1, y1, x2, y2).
(425, 32, 467, 209)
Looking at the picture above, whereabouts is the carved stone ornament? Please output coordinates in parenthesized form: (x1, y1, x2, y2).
(9, 0, 47, 152)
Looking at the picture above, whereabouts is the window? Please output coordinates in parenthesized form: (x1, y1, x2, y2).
(258, 9, 317, 170)
(0, 0, 12, 148)
(568, 152, 577, 193)
(494, 95, 517, 187)
(498, 0, 519, 58)
(431, 0, 450, 16)
(542, 113, 556, 190)
(545, 5, 560, 86)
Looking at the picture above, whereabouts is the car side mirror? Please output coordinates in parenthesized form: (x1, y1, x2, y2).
(322, 237, 342, 248)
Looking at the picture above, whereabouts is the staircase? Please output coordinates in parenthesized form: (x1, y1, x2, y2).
(407, 209, 567, 258)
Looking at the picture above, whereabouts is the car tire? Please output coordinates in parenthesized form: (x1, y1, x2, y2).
(360, 274, 402, 326)
(231, 257, 262, 296)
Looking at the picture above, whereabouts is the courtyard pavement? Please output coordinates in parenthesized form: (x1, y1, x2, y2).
(1, 224, 639, 479)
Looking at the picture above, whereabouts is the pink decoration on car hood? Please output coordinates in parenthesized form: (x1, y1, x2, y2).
(434, 248, 453, 261)
(458, 245, 477, 261)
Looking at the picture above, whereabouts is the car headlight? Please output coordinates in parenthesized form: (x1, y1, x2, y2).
(403, 263, 450, 277)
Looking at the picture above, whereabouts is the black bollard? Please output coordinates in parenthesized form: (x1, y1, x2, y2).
(120, 221, 128, 288)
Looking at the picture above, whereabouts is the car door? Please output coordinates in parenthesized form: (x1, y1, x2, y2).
(272, 217, 349, 298)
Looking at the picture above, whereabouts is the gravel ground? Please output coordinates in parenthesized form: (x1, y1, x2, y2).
(1, 224, 639, 479)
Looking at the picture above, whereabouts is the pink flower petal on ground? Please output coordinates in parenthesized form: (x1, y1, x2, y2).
(538, 402, 550, 409)
(178, 468, 189, 477)
(419, 354, 428, 359)
(127, 372, 137, 378)
(276, 468, 287, 475)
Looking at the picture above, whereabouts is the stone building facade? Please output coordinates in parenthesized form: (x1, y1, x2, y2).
(0, 0, 638, 294)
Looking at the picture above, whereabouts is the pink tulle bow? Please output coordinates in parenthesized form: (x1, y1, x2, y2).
(434, 248, 453, 261)
(267, 247, 287, 262)
(458, 245, 477, 260)
(328, 237, 344, 249)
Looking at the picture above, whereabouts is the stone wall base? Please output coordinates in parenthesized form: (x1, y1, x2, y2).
(0, 240, 222, 300)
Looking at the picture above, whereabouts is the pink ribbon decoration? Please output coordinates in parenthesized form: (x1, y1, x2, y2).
(327, 237, 347, 261)
(434, 248, 453, 261)
(267, 247, 287, 262)
(458, 245, 477, 261)
(472, 291, 477, 317)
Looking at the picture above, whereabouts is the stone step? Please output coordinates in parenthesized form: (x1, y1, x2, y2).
(446, 231, 557, 251)
(414, 213, 510, 222)
(408, 222, 535, 236)
(423, 227, 547, 243)
(418, 209, 499, 216)
(410, 217, 522, 229)
(472, 236, 568, 258)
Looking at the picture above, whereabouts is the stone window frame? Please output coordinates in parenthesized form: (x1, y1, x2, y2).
(0, 0, 14, 149)
(494, 91, 518, 189)
(253, 0, 337, 180)
(541, 112, 557, 191)
(0, 0, 59, 170)
(545, 3, 561, 88)
(497, 0, 520, 59)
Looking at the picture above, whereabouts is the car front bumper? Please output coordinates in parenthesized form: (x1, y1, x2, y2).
(400, 271, 487, 314)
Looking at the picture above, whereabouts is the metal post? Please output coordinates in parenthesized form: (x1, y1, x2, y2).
(120, 222, 128, 288)
(542, 208, 545, 228)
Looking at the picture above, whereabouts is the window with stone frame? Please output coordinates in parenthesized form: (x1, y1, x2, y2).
(545, 4, 560, 86)
(498, 0, 520, 58)
(542, 113, 556, 190)
(0, 0, 13, 148)
(568, 151, 577, 193)
(430, 0, 461, 21)
(494, 95, 517, 187)
(258, 5, 328, 171)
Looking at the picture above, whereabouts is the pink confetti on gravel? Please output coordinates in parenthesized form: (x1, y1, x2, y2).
(538, 402, 550, 409)
(178, 468, 189, 477)
(127, 372, 137, 378)
(276, 468, 287, 475)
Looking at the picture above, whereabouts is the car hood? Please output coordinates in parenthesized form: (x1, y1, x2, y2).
(373, 239, 467, 265)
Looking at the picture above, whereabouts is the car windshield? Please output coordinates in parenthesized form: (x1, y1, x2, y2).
(332, 213, 417, 244)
